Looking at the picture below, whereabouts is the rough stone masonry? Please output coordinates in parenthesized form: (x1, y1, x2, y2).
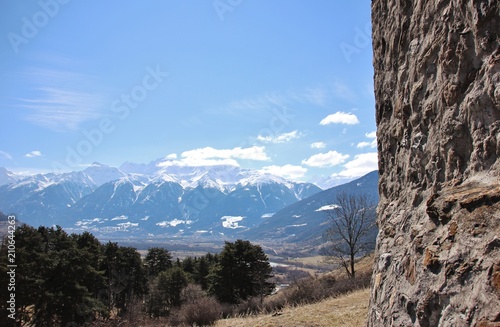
(368, 0, 499, 326)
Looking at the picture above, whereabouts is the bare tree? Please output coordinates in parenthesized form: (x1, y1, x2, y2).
(324, 192, 377, 278)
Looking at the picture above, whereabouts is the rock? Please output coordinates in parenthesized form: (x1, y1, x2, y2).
(368, 0, 500, 326)
(378, 253, 392, 271)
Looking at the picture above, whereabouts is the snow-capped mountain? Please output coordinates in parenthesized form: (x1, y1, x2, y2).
(0, 167, 21, 186)
(83, 162, 125, 186)
(0, 160, 322, 236)
(0, 170, 97, 226)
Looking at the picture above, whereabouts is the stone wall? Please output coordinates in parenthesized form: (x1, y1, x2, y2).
(368, 0, 499, 326)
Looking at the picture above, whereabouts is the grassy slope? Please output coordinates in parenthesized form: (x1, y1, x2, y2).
(215, 288, 370, 327)
(216, 254, 374, 327)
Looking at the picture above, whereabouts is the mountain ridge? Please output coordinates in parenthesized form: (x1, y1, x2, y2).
(0, 161, 324, 237)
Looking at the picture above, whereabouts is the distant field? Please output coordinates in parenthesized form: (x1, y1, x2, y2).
(215, 288, 370, 327)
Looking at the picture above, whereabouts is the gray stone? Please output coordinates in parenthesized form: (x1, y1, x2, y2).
(368, 0, 500, 326)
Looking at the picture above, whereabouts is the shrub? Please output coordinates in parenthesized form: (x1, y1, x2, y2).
(234, 296, 262, 316)
(262, 293, 287, 313)
(260, 269, 372, 314)
(177, 296, 222, 326)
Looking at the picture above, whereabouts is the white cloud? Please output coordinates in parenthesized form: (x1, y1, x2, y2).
(182, 146, 269, 161)
(25, 150, 42, 158)
(365, 131, 376, 138)
(259, 164, 307, 181)
(356, 142, 370, 148)
(335, 152, 378, 178)
(257, 130, 302, 144)
(310, 142, 326, 149)
(158, 146, 270, 167)
(320, 112, 360, 125)
(165, 153, 177, 160)
(302, 150, 349, 168)
(357, 131, 377, 148)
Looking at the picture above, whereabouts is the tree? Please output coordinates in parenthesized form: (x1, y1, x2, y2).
(158, 267, 188, 308)
(144, 247, 172, 278)
(102, 242, 147, 316)
(324, 192, 377, 278)
(147, 267, 188, 317)
(0, 225, 108, 326)
(208, 240, 274, 304)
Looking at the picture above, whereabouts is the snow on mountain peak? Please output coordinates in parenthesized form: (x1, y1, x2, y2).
(237, 170, 291, 188)
(0, 167, 21, 186)
(83, 163, 124, 186)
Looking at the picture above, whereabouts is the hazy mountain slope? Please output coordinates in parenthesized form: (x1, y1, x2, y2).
(246, 171, 378, 243)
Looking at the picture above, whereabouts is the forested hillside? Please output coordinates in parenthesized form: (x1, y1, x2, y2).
(0, 226, 272, 326)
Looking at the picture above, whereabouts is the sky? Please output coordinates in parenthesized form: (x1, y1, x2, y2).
(0, 0, 377, 186)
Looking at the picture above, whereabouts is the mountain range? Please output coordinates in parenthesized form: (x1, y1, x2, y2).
(0, 159, 378, 243)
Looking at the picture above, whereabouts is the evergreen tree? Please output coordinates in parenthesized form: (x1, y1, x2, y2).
(208, 240, 274, 304)
(195, 256, 210, 289)
(144, 247, 172, 278)
(147, 267, 188, 317)
(1, 225, 108, 326)
(159, 267, 188, 308)
(102, 242, 147, 316)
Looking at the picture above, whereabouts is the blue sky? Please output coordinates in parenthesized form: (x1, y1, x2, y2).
(0, 0, 376, 185)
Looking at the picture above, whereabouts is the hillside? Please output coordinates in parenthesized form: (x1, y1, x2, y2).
(215, 288, 370, 327)
(247, 170, 378, 243)
(216, 254, 375, 327)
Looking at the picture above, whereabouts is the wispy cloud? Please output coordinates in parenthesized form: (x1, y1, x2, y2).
(222, 83, 354, 114)
(25, 150, 42, 158)
(331, 81, 356, 101)
(257, 130, 303, 144)
(16, 67, 105, 131)
(300, 86, 329, 106)
(0, 151, 13, 160)
(19, 87, 104, 131)
(226, 93, 288, 113)
(320, 111, 360, 125)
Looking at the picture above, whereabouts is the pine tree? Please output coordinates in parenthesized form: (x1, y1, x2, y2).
(144, 247, 172, 278)
(208, 240, 274, 304)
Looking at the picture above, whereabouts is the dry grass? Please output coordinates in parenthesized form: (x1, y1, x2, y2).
(322, 253, 375, 280)
(215, 287, 370, 327)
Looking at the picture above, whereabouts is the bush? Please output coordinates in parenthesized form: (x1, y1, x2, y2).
(281, 271, 371, 307)
(262, 293, 287, 313)
(234, 297, 262, 316)
(177, 296, 221, 326)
